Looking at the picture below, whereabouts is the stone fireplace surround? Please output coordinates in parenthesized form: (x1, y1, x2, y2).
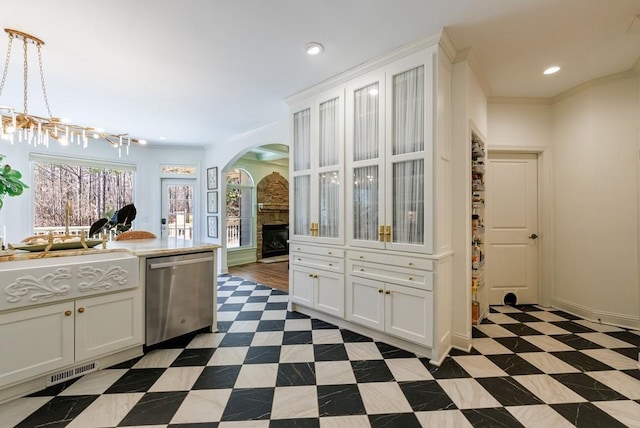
(256, 172, 289, 260)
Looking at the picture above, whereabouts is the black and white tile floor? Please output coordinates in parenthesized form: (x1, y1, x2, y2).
(2, 275, 640, 427)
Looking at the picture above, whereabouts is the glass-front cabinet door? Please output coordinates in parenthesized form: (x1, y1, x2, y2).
(346, 70, 386, 249)
(290, 89, 344, 245)
(385, 50, 433, 254)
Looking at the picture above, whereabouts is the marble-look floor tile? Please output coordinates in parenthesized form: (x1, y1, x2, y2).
(345, 342, 383, 361)
(276, 362, 316, 386)
(357, 382, 413, 414)
(272, 385, 319, 419)
(524, 322, 571, 336)
(507, 404, 574, 428)
(170, 389, 232, 424)
(436, 378, 502, 409)
(133, 349, 183, 368)
(251, 331, 284, 346)
(217, 311, 240, 321)
(398, 380, 456, 412)
(219, 421, 270, 428)
(148, 366, 204, 392)
(351, 360, 394, 383)
(283, 330, 313, 345)
(319, 415, 370, 428)
(476, 377, 543, 406)
(551, 373, 628, 401)
(228, 320, 260, 333)
(312, 329, 344, 344)
(577, 332, 635, 348)
(518, 352, 581, 373)
(487, 312, 521, 324)
(224, 296, 249, 304)
(279, 344, 315, 363)
(207, 347, 249, 366)
(267, 295, 290, 303)
(234, 363, 278, 388)
(284, 319, 312, 332)
(192, 365, 242, 390)
(261, 309, 287, 320)
(452, 355, 508, 378)
(385, 358, 434, 381)
(187, 332, 225, 348)
(594, 400, 640, 428)
(414, 409, 472, 427)
(491, 305, 523, 313)
(513, 374, 587, 404)
(474, 324, 517, 338)
(587, 370, 640, 399)
(486, 354, 544, 376)
(552, 402, 628, 428)
(574, 320, 624, 333)
(580, 349, 639, 370)
(317, 384, 366, 416)
(522, 335, 575, 352)
(471, 337, 513, 355)
(241, 303, 267, 312)
(111, 391, 187, 426)
(0, 397, 52, 428)
(14, 396, 98, 428)
(66, 393, 143, 428)
(461, 407, 525, 427)
(58, 369, 127, 396)
(221, 387, 274, 421)
(315, 361, 357, 385)
(528, 311, 569, 323)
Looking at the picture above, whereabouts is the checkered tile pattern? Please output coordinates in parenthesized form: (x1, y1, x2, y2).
(2, 276, 640, 427)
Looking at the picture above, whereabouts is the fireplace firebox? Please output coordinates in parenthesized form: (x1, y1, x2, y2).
(262, 224, 289, 258)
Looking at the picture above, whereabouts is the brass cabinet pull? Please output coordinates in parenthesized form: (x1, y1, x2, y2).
(378, 289, 383, 293)
(309, 223, 319, 236)
(328, 263, 333, 266)
(385, 290, 391, 295)
(408, 262, 413, 266)
(309, 274, 313, 278)
(77, 307, 85, 313)
(359, 255, 364, 259)
(314, 274, 319, 279)
(408, 277, 413, 281)
(378, 225, 385, 242)
(328, 251, 332, 255)
(360, 268, 364, 272)
(385, 225, 391, 242)
(64, 310, 72, 316)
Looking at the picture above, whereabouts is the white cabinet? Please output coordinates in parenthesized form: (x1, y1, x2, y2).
(290, 87, 345, 245)
(346, 251, 434, 347)
(345, 50, 435, 254)
(0, 290, 142, 388)
(290, 245, 344, 318)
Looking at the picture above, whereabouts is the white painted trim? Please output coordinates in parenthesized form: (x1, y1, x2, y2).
(486, 146, 553, 308)
(552, 297, 640, 331)
(451, 333, 472, 353)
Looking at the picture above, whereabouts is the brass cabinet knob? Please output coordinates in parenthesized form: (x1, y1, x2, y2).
(378, 289, 383, 293)
(77, 307, 85, 313)
(309, 274, 313, 278)
(359, 255, 364, 259)
(408, 277, 413, 281)
(64, 310, 72, 316)
(385, 290, 391, 295)
(328, 251, 332, 255)
(408, 262, 413, 266)
(360, 268, 364, 272)
(328, 263, 333, 266)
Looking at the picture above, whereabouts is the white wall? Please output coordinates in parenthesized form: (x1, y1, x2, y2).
(553, 75, 639, 327)
(0, 141, 205, 244)
(487, 73, 640, 328)
(203, 118, 289, 273)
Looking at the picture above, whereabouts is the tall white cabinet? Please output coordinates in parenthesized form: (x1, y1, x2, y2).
(288, 33, 455, 365)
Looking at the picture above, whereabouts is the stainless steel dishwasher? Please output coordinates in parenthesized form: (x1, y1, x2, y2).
(146, 251, 215, 346)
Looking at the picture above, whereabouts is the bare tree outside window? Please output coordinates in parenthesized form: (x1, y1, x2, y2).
(32, 158, 134, 234)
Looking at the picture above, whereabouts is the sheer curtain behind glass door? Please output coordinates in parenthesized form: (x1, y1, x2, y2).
(293, 109, 311, 236)
(392, 66, 424, 244)
(318, 98, 340, 238)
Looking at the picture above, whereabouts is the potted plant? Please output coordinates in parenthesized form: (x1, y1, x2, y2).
(0, 154, 29, 210)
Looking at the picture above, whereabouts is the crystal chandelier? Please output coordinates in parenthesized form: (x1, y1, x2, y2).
(0, 28, 146, 156)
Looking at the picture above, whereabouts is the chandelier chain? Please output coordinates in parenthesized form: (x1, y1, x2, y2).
(37, 43, 53, 119)
(22, 35, 28, 115)
(0, 32, 13, 99)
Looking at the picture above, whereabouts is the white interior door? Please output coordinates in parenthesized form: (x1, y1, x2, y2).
(486, 153, 538, 304)
(161, 179, 196, 240)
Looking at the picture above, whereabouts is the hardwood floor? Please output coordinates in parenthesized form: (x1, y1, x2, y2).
(227, 259, 289, 292)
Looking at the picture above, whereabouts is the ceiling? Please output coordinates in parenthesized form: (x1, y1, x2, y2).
(1, 0, 639, 148)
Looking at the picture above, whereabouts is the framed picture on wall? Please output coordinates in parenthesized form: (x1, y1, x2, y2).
(207, 191, 218, 213)
(207, 216, 218, 238)
(207, 167, 218, 190)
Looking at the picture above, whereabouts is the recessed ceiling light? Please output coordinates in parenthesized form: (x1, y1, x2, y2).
(543, 66, 560, 75)
(304, 42, 324, 56)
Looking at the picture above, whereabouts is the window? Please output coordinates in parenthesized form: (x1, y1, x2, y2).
(226, 168, 254, 249)
(31, 154, 135, 235)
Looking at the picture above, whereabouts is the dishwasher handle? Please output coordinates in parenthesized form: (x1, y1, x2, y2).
(148, 256, 213, 270)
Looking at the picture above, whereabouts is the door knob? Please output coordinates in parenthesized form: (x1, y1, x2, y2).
(529, 233, 538, 240)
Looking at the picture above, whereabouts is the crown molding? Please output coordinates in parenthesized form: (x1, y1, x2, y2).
(454, 48, 492, 97)
(552, 68, 639, 104)
(488, 97, 553, 105)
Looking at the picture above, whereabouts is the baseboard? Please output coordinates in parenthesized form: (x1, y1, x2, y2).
(551, 297, 640, 330)
(451, 333, 472, 353)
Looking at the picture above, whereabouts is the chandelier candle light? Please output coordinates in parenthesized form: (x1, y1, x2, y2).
(0, 29, 146, 156)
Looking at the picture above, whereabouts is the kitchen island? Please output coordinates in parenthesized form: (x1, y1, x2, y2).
(0, 239, 219, 404)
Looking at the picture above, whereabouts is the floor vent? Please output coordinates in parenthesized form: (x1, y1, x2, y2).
(47, 362, 98, 386)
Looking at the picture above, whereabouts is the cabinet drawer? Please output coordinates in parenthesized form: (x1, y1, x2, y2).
(348, 251, 433, 271)
(291, 252, 344, 273)
(348, 260, 432, 291)
(290, 243, 344, 259)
